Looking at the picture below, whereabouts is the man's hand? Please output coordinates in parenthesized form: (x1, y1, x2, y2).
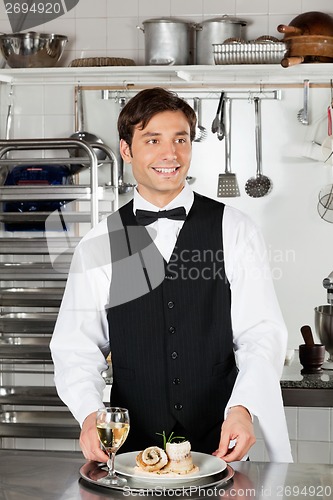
(213, 406, 256, 462)
(79, 411, 109, 462)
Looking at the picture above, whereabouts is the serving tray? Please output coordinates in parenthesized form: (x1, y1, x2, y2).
(80, 461, 234, 493)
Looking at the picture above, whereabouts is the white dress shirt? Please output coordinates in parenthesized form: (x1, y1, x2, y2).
(50, 182, 293, 462)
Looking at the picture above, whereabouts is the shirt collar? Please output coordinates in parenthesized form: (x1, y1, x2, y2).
(133, 182, 194, 216)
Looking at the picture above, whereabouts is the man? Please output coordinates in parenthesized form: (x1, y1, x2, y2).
(50, 88, 292, 464)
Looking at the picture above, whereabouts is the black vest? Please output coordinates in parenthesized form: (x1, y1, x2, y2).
(106, 193, 237, 453)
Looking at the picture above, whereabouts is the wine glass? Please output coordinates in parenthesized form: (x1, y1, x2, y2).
(96, 407, 130, 486)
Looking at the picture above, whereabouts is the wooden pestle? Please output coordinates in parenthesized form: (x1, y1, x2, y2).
(300, 325, 315, 346)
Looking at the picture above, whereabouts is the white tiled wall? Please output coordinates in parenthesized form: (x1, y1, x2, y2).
(251, 408, 333, 464)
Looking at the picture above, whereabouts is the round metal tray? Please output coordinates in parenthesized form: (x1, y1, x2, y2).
(80, 461, 234, 494)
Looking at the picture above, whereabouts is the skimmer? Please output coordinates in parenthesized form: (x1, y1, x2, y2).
(245, 97, 272, 198)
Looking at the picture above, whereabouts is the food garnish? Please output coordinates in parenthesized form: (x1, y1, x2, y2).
(156, 430, 186, 450)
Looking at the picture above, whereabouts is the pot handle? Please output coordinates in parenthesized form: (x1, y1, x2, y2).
(281, 56, 305, 68)
(136, 25, 144, 33)
(277, 24, 303, 35)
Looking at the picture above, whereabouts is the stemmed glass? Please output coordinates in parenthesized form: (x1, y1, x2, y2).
(96, 407, 130, 486)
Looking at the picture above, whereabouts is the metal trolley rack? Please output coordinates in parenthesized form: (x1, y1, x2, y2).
(0, 138, 117, 447)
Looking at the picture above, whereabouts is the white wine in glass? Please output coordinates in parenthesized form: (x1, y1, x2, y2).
(96, 407, 130, 486)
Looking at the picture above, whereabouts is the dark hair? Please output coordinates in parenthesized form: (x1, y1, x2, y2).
(117, 87, 197, 146)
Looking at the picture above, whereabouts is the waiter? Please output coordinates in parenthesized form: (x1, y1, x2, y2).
(50, 88, 292, 463)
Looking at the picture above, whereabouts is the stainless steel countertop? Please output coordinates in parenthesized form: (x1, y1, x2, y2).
(0, 450, 332, 499)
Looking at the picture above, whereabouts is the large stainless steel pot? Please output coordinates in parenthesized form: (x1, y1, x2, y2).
(138, 18, 191, 65)
(195, 15, 247, 65)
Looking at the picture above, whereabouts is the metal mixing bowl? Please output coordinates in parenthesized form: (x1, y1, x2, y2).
(0, 32, 68, 68)
(314, 305, 333, 361)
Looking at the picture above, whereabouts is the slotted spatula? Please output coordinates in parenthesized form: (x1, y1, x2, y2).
(217, 98, 240, 198)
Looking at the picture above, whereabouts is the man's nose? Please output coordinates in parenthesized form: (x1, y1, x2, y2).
(161, 141, 177, 159)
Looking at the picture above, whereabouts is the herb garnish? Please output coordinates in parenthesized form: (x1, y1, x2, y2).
(156, 431, 186, 450)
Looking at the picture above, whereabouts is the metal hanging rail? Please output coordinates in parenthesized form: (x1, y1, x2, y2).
(99, 87, 281, 101)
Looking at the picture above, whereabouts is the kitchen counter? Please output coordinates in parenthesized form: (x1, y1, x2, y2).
(281, 350, 333, 407)
(0, 450, 332, 499)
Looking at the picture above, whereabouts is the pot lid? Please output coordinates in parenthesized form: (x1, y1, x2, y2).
(143, 18, 190, 24)
(201, 15, 247, 26)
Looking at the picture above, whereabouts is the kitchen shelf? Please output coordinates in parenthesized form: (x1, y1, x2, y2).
(0, 237, 80, 255)
(0, 411, 80, 439)
(0, 263, 69, 281)
(0, 63, 332, 86)
(0, 288, 63, 307)
(0, 386, 63, 406)
(0, 185, 91, 201)
(0, 211, 112, 223)
(0, 345, 51, 361)
(0, 313, 57, 334)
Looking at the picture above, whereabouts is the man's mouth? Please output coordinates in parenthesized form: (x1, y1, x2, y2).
(153, 167, 179, 174)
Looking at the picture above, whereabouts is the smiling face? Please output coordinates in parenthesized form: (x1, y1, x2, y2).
(120, 110, 192, 207)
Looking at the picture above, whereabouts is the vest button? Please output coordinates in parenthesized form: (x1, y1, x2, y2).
(169, 326, 176, 334)
(171, 351, 178, 360)
(167, 301, 175, 309)
(174, 403, 183, 410)
(173, 377, 181, 385)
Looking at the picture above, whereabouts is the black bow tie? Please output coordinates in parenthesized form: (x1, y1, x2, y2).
(135, 207, 187, 226)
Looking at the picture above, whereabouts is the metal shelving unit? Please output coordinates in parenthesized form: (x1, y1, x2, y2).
(0, 138, 118, 446)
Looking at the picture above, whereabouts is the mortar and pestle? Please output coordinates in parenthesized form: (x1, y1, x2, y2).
(299, 325, 325, 374)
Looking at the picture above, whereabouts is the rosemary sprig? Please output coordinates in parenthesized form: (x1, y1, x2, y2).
(156, 430, 186, 450)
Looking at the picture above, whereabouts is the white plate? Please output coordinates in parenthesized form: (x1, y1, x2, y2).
(115, 451, 226, 484)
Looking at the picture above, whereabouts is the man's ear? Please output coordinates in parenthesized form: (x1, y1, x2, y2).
(119, 139, 132, 164)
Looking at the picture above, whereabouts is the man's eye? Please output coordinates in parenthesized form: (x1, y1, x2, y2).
(147, 139, 158, 144)
(176, 138, 186, 144)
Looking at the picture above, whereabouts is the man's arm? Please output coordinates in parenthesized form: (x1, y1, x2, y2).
(222, 207, 293, 462)
(50, 223, 111, 430)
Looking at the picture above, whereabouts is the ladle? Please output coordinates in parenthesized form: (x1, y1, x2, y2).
(297, 79, 309, 126)
(118, 97, 135, 195)
(69, 85, 106, 163)
(245, 97, 272, 198)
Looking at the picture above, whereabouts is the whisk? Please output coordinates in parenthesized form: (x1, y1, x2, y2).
(318, 183, 333, 223)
